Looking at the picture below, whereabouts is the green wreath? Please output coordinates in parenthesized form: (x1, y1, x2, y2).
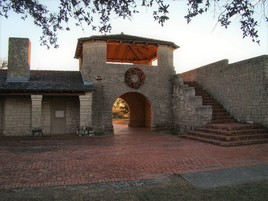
(125, 67, 145, 89)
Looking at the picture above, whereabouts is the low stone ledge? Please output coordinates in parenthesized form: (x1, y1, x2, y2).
(76, 127, 94, 136)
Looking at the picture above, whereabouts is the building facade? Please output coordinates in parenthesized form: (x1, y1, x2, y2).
(0, 34, 267, 140)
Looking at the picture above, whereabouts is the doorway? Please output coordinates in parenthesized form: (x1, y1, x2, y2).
(112, 92, 152, 128)
(51, 101, 66, 134)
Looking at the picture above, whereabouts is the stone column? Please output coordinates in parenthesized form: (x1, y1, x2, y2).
(31, 95, 43, 135)
(157, 45, 174, 67)
(78, 92, 93, 135)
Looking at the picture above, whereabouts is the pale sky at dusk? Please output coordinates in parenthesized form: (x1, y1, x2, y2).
(0, 1, 267, 73)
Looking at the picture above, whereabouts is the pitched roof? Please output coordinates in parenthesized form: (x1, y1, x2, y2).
(0, 70, 94, 94)
(74, 33, 179, 58)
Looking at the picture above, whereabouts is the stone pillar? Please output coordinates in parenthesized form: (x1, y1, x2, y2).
(78, 92, 93, 135)
(157, 45, 174, 67)
(31, 95, 43, 135)
(81, 41, 106, 82)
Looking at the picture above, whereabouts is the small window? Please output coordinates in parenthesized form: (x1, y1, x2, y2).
(55, 110, 65, 118)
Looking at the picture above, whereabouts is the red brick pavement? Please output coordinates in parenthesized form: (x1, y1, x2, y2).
(0, 123, 267, 189)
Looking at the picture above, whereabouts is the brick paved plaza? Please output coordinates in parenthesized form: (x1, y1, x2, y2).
(0, 123, 267, 189)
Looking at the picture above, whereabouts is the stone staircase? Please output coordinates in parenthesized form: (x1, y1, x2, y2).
(183, 82, 268, 146)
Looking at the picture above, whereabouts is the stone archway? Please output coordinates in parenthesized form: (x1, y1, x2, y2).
(116, 92, 152, 128)
(78, 34, 177, 133)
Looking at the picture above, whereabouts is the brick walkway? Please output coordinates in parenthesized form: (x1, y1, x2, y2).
(0, 123, 267, 189)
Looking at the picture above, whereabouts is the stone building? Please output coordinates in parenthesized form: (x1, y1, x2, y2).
(0, 34, 267, 146)
(0, 38, 94, 136)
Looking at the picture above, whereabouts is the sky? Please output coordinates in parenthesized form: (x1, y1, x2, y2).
(0, 1, 267, 73)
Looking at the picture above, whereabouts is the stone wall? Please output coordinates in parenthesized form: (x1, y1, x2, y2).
(2, 96, 31, 136)
(81, 41, 176, 133)
(42, 97, 51, 135)
(182, 55, 268, 128)
(0, 97, 3, 135)
(172, 74, 212, 132)
(0, 95, 80, 136)
(66, 96, 80, 134)
(145, 98, 152, 128)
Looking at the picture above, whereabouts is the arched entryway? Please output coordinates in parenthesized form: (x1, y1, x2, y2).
(112, 92, 152, 128)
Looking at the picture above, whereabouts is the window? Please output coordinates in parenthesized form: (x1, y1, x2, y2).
(55, 110, 65, 118)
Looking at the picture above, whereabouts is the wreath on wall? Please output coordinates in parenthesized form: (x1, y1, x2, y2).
(125, 67, 145, 89)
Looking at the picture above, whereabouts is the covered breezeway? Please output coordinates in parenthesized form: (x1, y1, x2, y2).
(112, 92, 152, 129)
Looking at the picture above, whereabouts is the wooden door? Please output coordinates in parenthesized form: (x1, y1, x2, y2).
(51, 102, 66, 134)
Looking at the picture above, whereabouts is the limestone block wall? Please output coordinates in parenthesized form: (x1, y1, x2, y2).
(0, 98, 3, 135)
(81, 41, 176, 133)
(182, 55, 268, 128)
(66, 96, 80, 134)
(145, 99, 152, 128)
(172, 74, 212, 132)
(90, 63, 175, 132)
(42, 97, 51, 135)
(2, 96, 31, 136)
(31, 95, 42, 128)
(79, 93, 92, 128)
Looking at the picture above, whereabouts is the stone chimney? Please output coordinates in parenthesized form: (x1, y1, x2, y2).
(7, 38, 31, 82)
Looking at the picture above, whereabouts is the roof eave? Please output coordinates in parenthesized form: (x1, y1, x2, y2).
(74, 34, 179, 58)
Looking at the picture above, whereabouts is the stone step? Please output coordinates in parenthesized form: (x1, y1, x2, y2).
(202, 99, 219, 104)
(186, 130, 268, 141)
(196, 95, 215, 100)
(212, 117, 234, 121)
(212, 108, 230, 113)
(183, 134, 268, 146)
(205, 123, 264, 130)
(195, 92, 213, 96)
(197, 127, 268, 136)
(212, 113, 232, 119)
(211, 119, 237, 123)
(203, 102, 224, 107)
(182, 81, 268, 146)
(222, 138, 268, 146)
(212, 113, 233, 119)
(182, 134, 223, 146)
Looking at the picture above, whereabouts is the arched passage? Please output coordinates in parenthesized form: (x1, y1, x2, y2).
(113, 92, 152, 128)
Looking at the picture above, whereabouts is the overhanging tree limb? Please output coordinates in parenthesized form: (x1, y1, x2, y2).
(0, 0, 266, 48)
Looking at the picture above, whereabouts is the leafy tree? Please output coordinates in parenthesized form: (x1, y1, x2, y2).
(0, 0, 266, 48)
(185, 0, 267, 43)
(112, 98, 129, 119)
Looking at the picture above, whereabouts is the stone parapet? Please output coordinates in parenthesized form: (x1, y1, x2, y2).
(172, 74, 212, 133)
(182, 55, 268, 128)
